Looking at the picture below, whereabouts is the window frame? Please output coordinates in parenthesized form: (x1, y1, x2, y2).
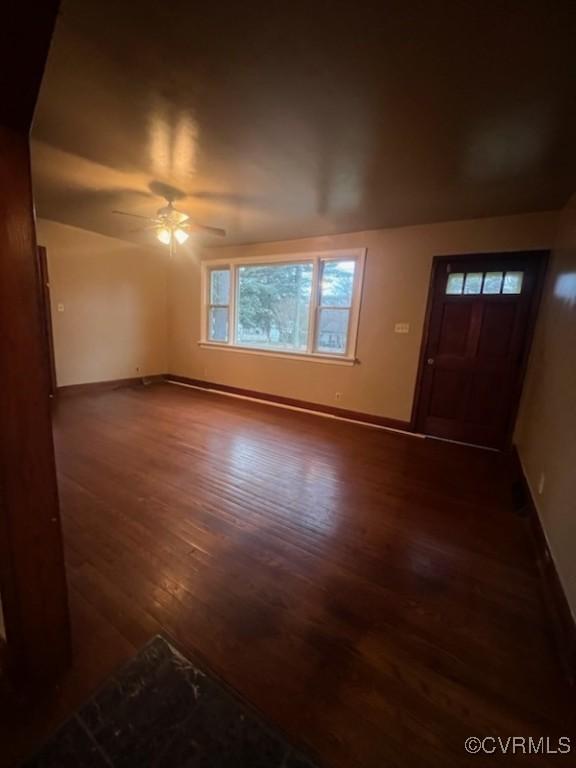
(200, 249, 366, 365)
(207, 268, 232, 343)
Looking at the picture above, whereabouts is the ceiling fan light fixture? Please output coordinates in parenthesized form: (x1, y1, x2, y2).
(174, 228, 189, 244)
(113, 197, 225, 244)
(156, 227, 172, 245)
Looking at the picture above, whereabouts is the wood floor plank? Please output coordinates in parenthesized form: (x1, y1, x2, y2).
(0, 382, 573, 768)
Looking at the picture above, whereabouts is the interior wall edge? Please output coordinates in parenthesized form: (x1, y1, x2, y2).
(512, 194, 576, 623)
(511, 445, 576, 683)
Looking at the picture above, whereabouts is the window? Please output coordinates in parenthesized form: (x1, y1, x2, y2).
(446, 270, 524, 296)
(464, 272, 483, 294)
(208, 269, 230, 342)
(236, 262, 313, 351)
(446, 273, 464, 295)
(502, 271, 523, 294)
(316, 259, 356, 353)
(201, 250, 365, 363)
(482, 272, 503, 294)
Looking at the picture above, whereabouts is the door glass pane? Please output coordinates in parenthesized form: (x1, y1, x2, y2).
(209, 307, 229, 342)
(316, 308, 350, 354)
(236, 262, 313, 351)
(482, 271, 503, 294)
(210, 269, 230, 305)
(446, 273, 464, 294)
(503, 271, 523, 294)
(464, 272, 483, 294)
(320, 260, 356, 306)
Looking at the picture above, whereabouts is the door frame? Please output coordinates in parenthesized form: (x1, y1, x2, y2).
(0, 0, 70, 682)
(410, 250, 549, 449)
(36, 245, 58, 396)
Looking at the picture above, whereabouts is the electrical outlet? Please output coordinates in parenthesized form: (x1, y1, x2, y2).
(394, 322, 410, 334)
(335, 392, 342, 401)
(538, 473, 546, 495)
(57, 303, 65, 313)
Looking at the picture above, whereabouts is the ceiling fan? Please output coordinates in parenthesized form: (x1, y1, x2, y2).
(112, 196, 226, 250)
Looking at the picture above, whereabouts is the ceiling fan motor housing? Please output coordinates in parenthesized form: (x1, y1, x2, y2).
(157, 202, 188, 226)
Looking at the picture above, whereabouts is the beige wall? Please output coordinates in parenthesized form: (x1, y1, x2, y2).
(515, 197, 576, 617)
(168, 211, 557, 423)
(37, 219, 168, 387)
(37, 208, 573, 614)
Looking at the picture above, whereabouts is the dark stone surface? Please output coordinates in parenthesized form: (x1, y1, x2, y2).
(22, 718, 110, 768)
(23, 636, 319, 767)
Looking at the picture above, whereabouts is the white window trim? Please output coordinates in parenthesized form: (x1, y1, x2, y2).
(200, 249, 366, 365)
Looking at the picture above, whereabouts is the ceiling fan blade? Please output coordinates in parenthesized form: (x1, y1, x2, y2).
(112, 209, 155, 222)
(130, 224, 161, 232)
(183, 223, 227, 237)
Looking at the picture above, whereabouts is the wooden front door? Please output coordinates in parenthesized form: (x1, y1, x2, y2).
(414, 251, 547, 449)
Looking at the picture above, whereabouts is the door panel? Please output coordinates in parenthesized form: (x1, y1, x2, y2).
(467, 369, 505, 424)
(415, 252, 546, 448)
(428, 368, 468, 419)
(437, 303, 473, 356)
(477, 302, 516, 359)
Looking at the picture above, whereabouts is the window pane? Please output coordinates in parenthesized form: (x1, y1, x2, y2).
(209, 307, 229, 342)
(210, 269, 230, 305)
(320, 260, 356, 306)
(446, 273, 464, 294)
(483, 271, 503, 294)
(503, 271, 523, 294)
(316, 308, 350, 354)
(236, 262, 313, 351)
(464, 272, 483, 294)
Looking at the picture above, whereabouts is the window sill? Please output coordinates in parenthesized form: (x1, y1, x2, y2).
(198, 341, 357, 366)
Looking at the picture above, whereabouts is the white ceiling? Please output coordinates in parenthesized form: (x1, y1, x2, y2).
(32, 0, 576, 247)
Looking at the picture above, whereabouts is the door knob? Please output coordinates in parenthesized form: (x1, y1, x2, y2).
(427, 358, 435, 365)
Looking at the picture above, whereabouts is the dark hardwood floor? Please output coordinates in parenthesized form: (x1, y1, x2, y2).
(1, 382, 573, 767)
